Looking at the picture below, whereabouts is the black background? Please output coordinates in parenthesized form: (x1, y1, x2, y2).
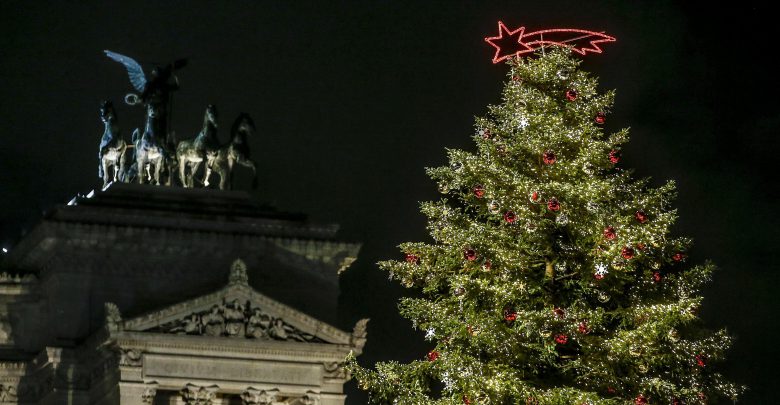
(1, 1, 776, 403)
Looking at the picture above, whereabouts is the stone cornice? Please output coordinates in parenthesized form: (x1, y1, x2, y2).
(12, 220, 360, 275)
(112, 331, 353, 361)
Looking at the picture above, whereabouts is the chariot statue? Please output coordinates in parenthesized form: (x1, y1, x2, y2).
(101, 50, 259, 190)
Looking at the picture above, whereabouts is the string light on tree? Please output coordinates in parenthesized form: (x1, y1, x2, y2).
(348, 22, 742, 405)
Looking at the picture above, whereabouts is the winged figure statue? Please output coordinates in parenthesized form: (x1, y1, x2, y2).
(105, 50, 188, 183)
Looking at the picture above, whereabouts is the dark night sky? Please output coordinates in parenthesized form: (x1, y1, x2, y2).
(1, 1, 777, 403)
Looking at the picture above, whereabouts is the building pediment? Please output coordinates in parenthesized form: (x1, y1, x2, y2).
(105, 259, 368, 352)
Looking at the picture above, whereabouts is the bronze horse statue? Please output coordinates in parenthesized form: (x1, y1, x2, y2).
(205, 113, 258, 190)
(131, 103, 166, 185)
(177, 105, 220, 187)
(97, 101, 128, 188)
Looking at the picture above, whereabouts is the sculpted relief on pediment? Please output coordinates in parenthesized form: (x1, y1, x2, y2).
(149, 298, 325, 343)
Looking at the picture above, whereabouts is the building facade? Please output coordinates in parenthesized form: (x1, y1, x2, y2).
(0, 184, 366, 404)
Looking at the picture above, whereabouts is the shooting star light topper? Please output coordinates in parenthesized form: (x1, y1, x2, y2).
(485, 21, 616, 63)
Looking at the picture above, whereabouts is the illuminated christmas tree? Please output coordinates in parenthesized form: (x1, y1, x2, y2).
(349, 24, 742, 405)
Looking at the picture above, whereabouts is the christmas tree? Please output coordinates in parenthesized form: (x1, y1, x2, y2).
(348, 46, 742, 404)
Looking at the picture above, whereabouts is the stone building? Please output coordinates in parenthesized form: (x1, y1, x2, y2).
(0, 183, 366, 404)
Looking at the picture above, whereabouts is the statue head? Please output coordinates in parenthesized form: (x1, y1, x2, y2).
(205, 104, 218, 126)
(232, 113, 255, 138)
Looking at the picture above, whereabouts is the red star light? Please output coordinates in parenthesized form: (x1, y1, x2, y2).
(484, 22, 534, 64)
(485, 21, 616, 63)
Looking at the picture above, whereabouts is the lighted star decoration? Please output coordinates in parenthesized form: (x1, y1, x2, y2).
(595, 263, 609, 278)
(425, 328, 436, 340)
(485, 21, 617, 63)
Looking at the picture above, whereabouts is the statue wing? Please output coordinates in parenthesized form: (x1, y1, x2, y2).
(104, 50, 147, 92)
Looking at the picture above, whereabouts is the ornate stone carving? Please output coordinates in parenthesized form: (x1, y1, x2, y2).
(0, 384, 17, 401)
(241, 387, 279, 404)
(141, 382, 158, 404)
(105, 302, 123, 332)
(119, 348, 142, 367)
(323, 362, 347, 380)
(202, 305, 226, 337)
(155, 300, 324, 343)
(224, 299, 246, 337)
(350, 318, 369, 350)
(300, 391, 321, 405)
(229, 258, 249, 285)
(181, 383, 219, 404)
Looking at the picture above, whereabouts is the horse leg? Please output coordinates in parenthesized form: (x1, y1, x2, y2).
(154, 158, 163, 185)
(191, 161, 202, 188)
(137, 157, 146, 184)
(204, 163, 212, 188)
(146, 162, 153, 183)
(179, 156, 189, 188)
(101, 158, 111, 188)
(118, 143, 127, 182)
(165, 158, 175, 186)
(217, 166, 226, 190)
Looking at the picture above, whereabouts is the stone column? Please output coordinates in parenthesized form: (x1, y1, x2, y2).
(180, 383, 219, 404)
(141, 382, 158, 404)
(240, 387, 279, 405)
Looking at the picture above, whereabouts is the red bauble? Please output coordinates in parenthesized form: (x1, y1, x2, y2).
(542, 150, 557, 165)
(578, 321, 590, 334)
(672, 398, 682, 405)
(603, 226, 617, 240)
(512, 75, 521, 82)
(463, 396, 472, 404)
(504, 307, 518, 322)
(565, 89, 578, 101)
(427, 350, 439, 361)
(504, 210, 517, 223)
(636, 243, 646, 251)
(653, 271, 663, 283)
(547, 198, 561, 212)
(696, 354, 707, 367)
(594, 273, 605, 280)
(482, 260, 492, 271)
(607, 387, 616, 395)
(553, 307, 565, 318)
(609, 149, 621, 164)
(621, 246, 635, 260)
(554, 333, 568, 344)
(634, 210, 648, 223)
(595, 112, 606, 124)
(473, 185, 485, 198)
(464, 248, 477, 261)
(405, 254, 419, 264)
(480, 129, 491, 139)
(530, 191, 540, 202)
(634, 394, 648, 405)
(673, 252, 685, 262)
